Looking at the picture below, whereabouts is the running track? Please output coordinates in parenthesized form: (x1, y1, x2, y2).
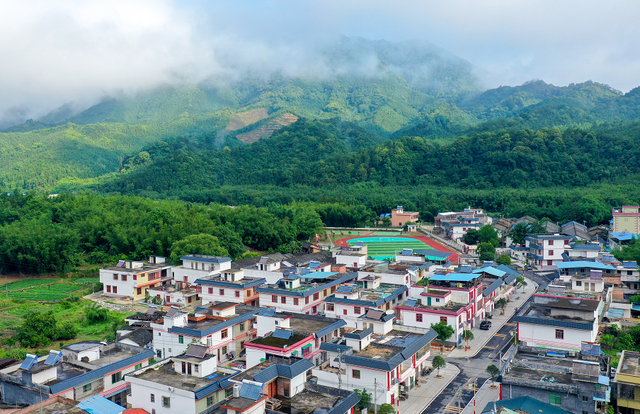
(334, 232, 460, 264)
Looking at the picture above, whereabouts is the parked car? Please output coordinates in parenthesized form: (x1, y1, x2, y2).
(480, 320, 492, 330)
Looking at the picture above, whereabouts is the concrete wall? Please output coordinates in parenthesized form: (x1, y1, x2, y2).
(503, 382, 597, 414)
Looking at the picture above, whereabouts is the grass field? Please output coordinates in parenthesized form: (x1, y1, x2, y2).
(0, 277, 96, 301)
(2, 279, 57, 291)
(347, 236, 435, 259)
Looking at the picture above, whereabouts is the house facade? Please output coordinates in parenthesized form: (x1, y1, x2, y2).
(525, 234, 573, 268)
(99, 257, 172, 300)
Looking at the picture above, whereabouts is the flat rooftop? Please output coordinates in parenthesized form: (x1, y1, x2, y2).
(504, 366, 573, 385)
(371, 330, 424, 348)
(619, 351, 640, 376)
(130, 360, 229, 391)
(288, 314, 340, 336)
(188, 306, 256, 330)
(352, 343, 404, 361)
(532, 295, 600, 312)
(275, 389, 341, 414)
(522, 305, 594, 323)
(249, 332, 309, 349)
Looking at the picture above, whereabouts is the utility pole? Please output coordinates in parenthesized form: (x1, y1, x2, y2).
(337, 349, 343, 388)
(373, 378, 378, 414)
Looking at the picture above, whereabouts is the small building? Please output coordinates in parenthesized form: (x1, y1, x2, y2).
(609, 231, 640, 250)
(614, 350, 640, 414)
(514, 294, 602, 351)
(99, 257, 172, 300)
(173, 255, 232, 286)
(390, 206, 419, 227)
(612, 206, 640, 234)
(195, 269, 264, 307)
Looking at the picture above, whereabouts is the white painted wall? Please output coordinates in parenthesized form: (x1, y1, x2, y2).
(127, 376, 196, 414)
(518, 322, 598, 350)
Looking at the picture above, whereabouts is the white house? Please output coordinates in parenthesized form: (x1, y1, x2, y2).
(196, 269, 264, 307)
(525, 234, 573, 269)
(172, 255, 232, 286)
(99, 257, 172, 301)
(515, 294, 602, 351)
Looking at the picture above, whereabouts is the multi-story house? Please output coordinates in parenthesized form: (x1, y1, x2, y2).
(435, 208, 491, 240)
(195, 269, 265, 307)
(245, 312, 346, 368)
(0, 342, 154, 408)
(525, 234, 573, 269)
(257, 272, 357, 315)
(389, 206, 420, 227)
(146, 284, 200, 307)
(565, 243, 601, 260)
(612, 206, 640, 234)
(100, 257, 173, 300)
(151, 303, 258, 360)
(324, 279, 408, 327)
(614, 350, 640, 414)
(312, 327, 437, 406)
(126, 344, 235, 414)
(172, 255, 232, 287)
(358, 261, 416, 286)
(502, 345, 610, 414)
(515, 294, 602, 351)
(556, 261, 614, 278)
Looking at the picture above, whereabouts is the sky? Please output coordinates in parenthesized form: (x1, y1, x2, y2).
(1, 0, 639, 127)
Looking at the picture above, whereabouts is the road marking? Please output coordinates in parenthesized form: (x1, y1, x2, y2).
(483, 345, 498, 349)
(505, 323, 516, 326)
(494, 333, 506, 338)
(445, 405, 463, 412)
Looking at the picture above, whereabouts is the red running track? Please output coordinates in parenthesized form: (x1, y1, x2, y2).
(333, 232, 460, 264)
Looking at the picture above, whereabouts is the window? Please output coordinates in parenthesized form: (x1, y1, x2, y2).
(273, 295, 278, 303)
(194, 365, 199, 373)
(106, 285, 111, 293)
(113, 274, 118, 280)
(440, 316, 447, 323)
(219, 289, 224, 295)
(122, 275, 127, 282)
(83, 383, 91, 392)
(207, 396, 214, 406)
(150, 393, 155, 403)
(435, 298, 440, 302)
(555, 329, 564, 339)
(137, 288, 142, 295)
(416, 314, 423, 322)
(111, 372, 122, 384)
(313, 293, 319, 301)
(550, 394, 562, 405)
(183, 276, 188, 282)
(135, 363, 142, 370)
(133, 275, 137, 280)
(162, 396, 170, 408)
(294, 298, 299, 306)
(582, 395, 589, 402)
(221, 329, 228, 339)
(354, 306, 361, 314)
(235, 291, 240, 297)
(281, 296, 286, 304)
(156, 350, 162, 358)
(326, 303, 334, 311)
(343, 309, 347, 315)
(576, 280, 582, 286)
(629, 271, 634, 276)
(113, 286, 117, 293)
(548, 250, 553, 256)
(548, 240, 554, 246)
(240, 323, 245, 332)
(226, 388, 233, 397)
(179, 335, 184, 344)
(305, 297, 310, 304)
(352, 369, 361, 379)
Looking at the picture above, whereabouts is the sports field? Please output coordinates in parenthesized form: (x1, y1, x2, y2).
(346, 236, 435, 260)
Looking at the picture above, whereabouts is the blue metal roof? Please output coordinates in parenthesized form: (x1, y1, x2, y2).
(556, 261, 614, 270)
(76, 396, 125, 414)
(169, 310, 258, 338)
(325, 285, 408, 308)
(610, 232, 639, 241)
(412, 250, 453, 259)
(483, 278, 503, 297)
(315, 319, 347, 339)
(320, 342, 353, 354)
(623, 261, 639, 269)
(181, 255, 232, 263)
(258, 308, 276, 316)
(336, 285, 356, 293)
(344, 327, 372, 340)
(250, 358, 314, 383)
(472, 267, 506, 277)
(52, 349, 155, 394)
(503, 273, 518, 285)
(405, 299, 417, 307)
(495, 265, 520, 277)
(194, 376, 234, 400)
(239, 383, 263, 400)
(429, 273, 478, 282)
(301, 271, 339, 279)
(272, 329, 293, 339)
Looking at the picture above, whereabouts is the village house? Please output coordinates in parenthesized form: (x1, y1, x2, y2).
(501, 344, 610, 414)
(245, 311, 346, 368)
(564, 242, 601, 260)
(312, 327, 437, 407)
(126, 344, 235, 414)
(0, 342, 154, 408)
(323, 279, 408, 327)
(613, 350, 640, 414)
(514, 294, 602, 351)
(151, 303, 258, 361)
(612, 206, 640, 234)
(195, 269, 265, 307)
(256, 272, 357, 315)
(525, 234, 573, 269)
(99, 257, 172, 300)
(146, 284, 200, 308)
(389, 206, 419, 227)
(172, 255, 232, 287)
(434, 208, 491, 240)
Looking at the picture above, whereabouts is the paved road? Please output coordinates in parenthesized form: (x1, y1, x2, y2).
(424, 317, 518, 414)
(525, 269, 557, 290)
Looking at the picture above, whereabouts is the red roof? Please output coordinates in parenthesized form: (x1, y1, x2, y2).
(124, 410, 149, 414)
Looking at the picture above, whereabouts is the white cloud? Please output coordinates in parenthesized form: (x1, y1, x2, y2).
(1, 0, 639, 127)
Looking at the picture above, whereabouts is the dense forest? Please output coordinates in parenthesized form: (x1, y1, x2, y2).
(0, 193, 378, 273)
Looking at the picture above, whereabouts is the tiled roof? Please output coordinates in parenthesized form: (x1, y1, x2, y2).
(256, 273, 358, 297)
(250, 358, 315, 383)
(315, 319, 347, 339)
(483, 278, 503, 297)
(50, 349, 155, 394)
(194, 376, 235, 400)
(344, 327, 372, 340)
(169, 310, 258, 337)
